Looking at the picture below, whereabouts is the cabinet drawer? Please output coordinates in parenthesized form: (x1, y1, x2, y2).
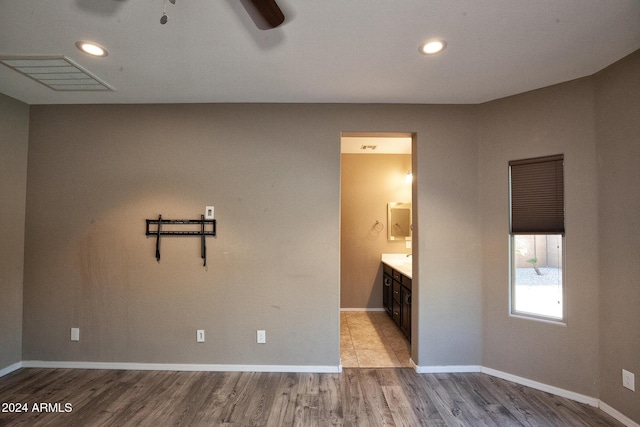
(392, 271, 402, 282)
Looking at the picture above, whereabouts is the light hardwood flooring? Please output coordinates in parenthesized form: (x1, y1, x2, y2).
(340, 311, 412, 368)
(0, 367, 623, 426)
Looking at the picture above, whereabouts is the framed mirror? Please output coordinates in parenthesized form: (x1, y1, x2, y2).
(388, 202, 412, 240)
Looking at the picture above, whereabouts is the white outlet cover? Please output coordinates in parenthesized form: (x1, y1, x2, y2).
(257, 330, 266, 344)
(622, 369, 635, 391)
(205, 206, 214, 219)
(71, 328, 80, 341)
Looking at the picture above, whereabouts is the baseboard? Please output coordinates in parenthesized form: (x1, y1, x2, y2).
(410, 363, 638, 426)
(599, 401, 640, 427)
(0, 361, 23, 378)
(481, 366, 599, 407)
(21, 360, 342, 373)
(412, 362, 482, 374)
(340, 308, 386, 312)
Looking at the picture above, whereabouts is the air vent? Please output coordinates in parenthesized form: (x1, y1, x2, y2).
(0, 56, 113, 92)
(360, 145, 377, 151)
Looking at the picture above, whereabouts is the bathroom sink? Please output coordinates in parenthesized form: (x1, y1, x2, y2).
(381, 253, 412, 278)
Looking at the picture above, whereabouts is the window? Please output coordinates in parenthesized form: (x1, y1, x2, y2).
(509, 155, 565, 321)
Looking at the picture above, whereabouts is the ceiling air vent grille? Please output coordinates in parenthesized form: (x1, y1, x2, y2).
(0, 56, 113, 92)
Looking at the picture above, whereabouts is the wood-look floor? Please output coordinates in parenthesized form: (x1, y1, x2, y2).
(0, 367, 622, 426)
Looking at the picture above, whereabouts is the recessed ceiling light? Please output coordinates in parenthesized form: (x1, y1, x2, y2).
(75, 41, 108, 57)
(419, 39, 447, 55)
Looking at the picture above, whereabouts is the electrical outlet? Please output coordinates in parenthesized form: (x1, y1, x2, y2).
(622, 369, 635, 391)
(196, 330, 205, 343)
(71, 328, 80, 341)
(257, 330, 266, 344)
(205, 206, 214, 220)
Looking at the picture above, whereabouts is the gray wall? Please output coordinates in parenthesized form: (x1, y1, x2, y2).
(595, 52, 640, 421)
(413, 106, 482, 366)
(0, 93, 29, 370)
(340, 153, 412, 309)
(22, 104, 482, 369)
(479, 77, 601, 396)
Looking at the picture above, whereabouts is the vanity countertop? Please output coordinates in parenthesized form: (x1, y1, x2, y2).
(381, 253, 412, 279)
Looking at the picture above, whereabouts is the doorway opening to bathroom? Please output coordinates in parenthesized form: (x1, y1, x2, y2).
(340, 132, 414, 368)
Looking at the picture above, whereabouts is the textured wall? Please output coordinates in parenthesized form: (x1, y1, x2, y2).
(595, 50, 640, 423)
(0, 93, 29, 371)
(479, 77, 601, 396)
(23, 104, 341, 367)
(22, 103, 482, 369)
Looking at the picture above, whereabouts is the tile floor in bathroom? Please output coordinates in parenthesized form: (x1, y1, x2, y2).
(340, 310, 412, 368)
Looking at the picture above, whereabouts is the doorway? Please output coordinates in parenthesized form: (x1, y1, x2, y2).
(339, 132, 413, 368)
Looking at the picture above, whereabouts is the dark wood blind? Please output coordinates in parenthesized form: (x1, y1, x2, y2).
(509, 154, 564, 234)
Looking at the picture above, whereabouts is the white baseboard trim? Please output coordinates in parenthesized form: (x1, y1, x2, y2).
(410, 364, 638, 426)
(412, 362, 482, 374)
(340, 308, 386, 312)
(0, 361, 23, 378)
(481, 367, 599, 407)
(21, 360, 342, 373)
(600, 401, 640, 427)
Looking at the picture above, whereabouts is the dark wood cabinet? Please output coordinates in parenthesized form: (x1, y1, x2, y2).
(382, 263, 411, 342)
(383, 273, 393, 316)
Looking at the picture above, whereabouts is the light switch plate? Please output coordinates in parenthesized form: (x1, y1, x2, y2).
(205, 206, 214, 220)
(197, 330, 205, 343)
(71, 328, 80, 341)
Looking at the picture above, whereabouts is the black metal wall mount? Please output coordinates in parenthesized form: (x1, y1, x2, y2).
(145, 215, 216, 267)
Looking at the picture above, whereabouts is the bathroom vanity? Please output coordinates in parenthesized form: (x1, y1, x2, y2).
(381, 254, 412, 341)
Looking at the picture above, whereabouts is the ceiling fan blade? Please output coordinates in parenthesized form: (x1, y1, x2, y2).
(241, 0, 285, 29)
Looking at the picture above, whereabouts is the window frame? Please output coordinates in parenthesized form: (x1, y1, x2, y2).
(508, 154, 566, 323)
(509, 233, 566, 323)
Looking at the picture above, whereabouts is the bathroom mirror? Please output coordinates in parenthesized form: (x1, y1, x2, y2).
(388, 202, 412, 240)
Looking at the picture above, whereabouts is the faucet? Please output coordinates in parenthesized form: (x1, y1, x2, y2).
(406, 253, 412, 258)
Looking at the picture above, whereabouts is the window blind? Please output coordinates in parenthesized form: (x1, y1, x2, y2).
(509, 154, 564, 234)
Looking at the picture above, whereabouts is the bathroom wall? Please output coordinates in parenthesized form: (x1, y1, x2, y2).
(340, 153, 411, 309)
(0, 93, 29, 371)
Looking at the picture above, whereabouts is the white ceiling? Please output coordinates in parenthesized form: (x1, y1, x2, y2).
(1, 0, 639, 105)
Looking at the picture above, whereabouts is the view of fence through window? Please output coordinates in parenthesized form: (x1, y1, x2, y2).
(512, 234, 563, 319)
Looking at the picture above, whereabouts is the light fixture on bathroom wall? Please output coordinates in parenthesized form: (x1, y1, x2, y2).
(405, 170, 413, 184)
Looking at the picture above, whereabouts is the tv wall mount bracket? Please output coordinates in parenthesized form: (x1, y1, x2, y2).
(145, 215, 216, 267)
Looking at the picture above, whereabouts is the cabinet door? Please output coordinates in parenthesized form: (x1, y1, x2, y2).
(400, 286, 411, 340)
(392, 299, 401, 327)
(382, 274, 393, 315)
